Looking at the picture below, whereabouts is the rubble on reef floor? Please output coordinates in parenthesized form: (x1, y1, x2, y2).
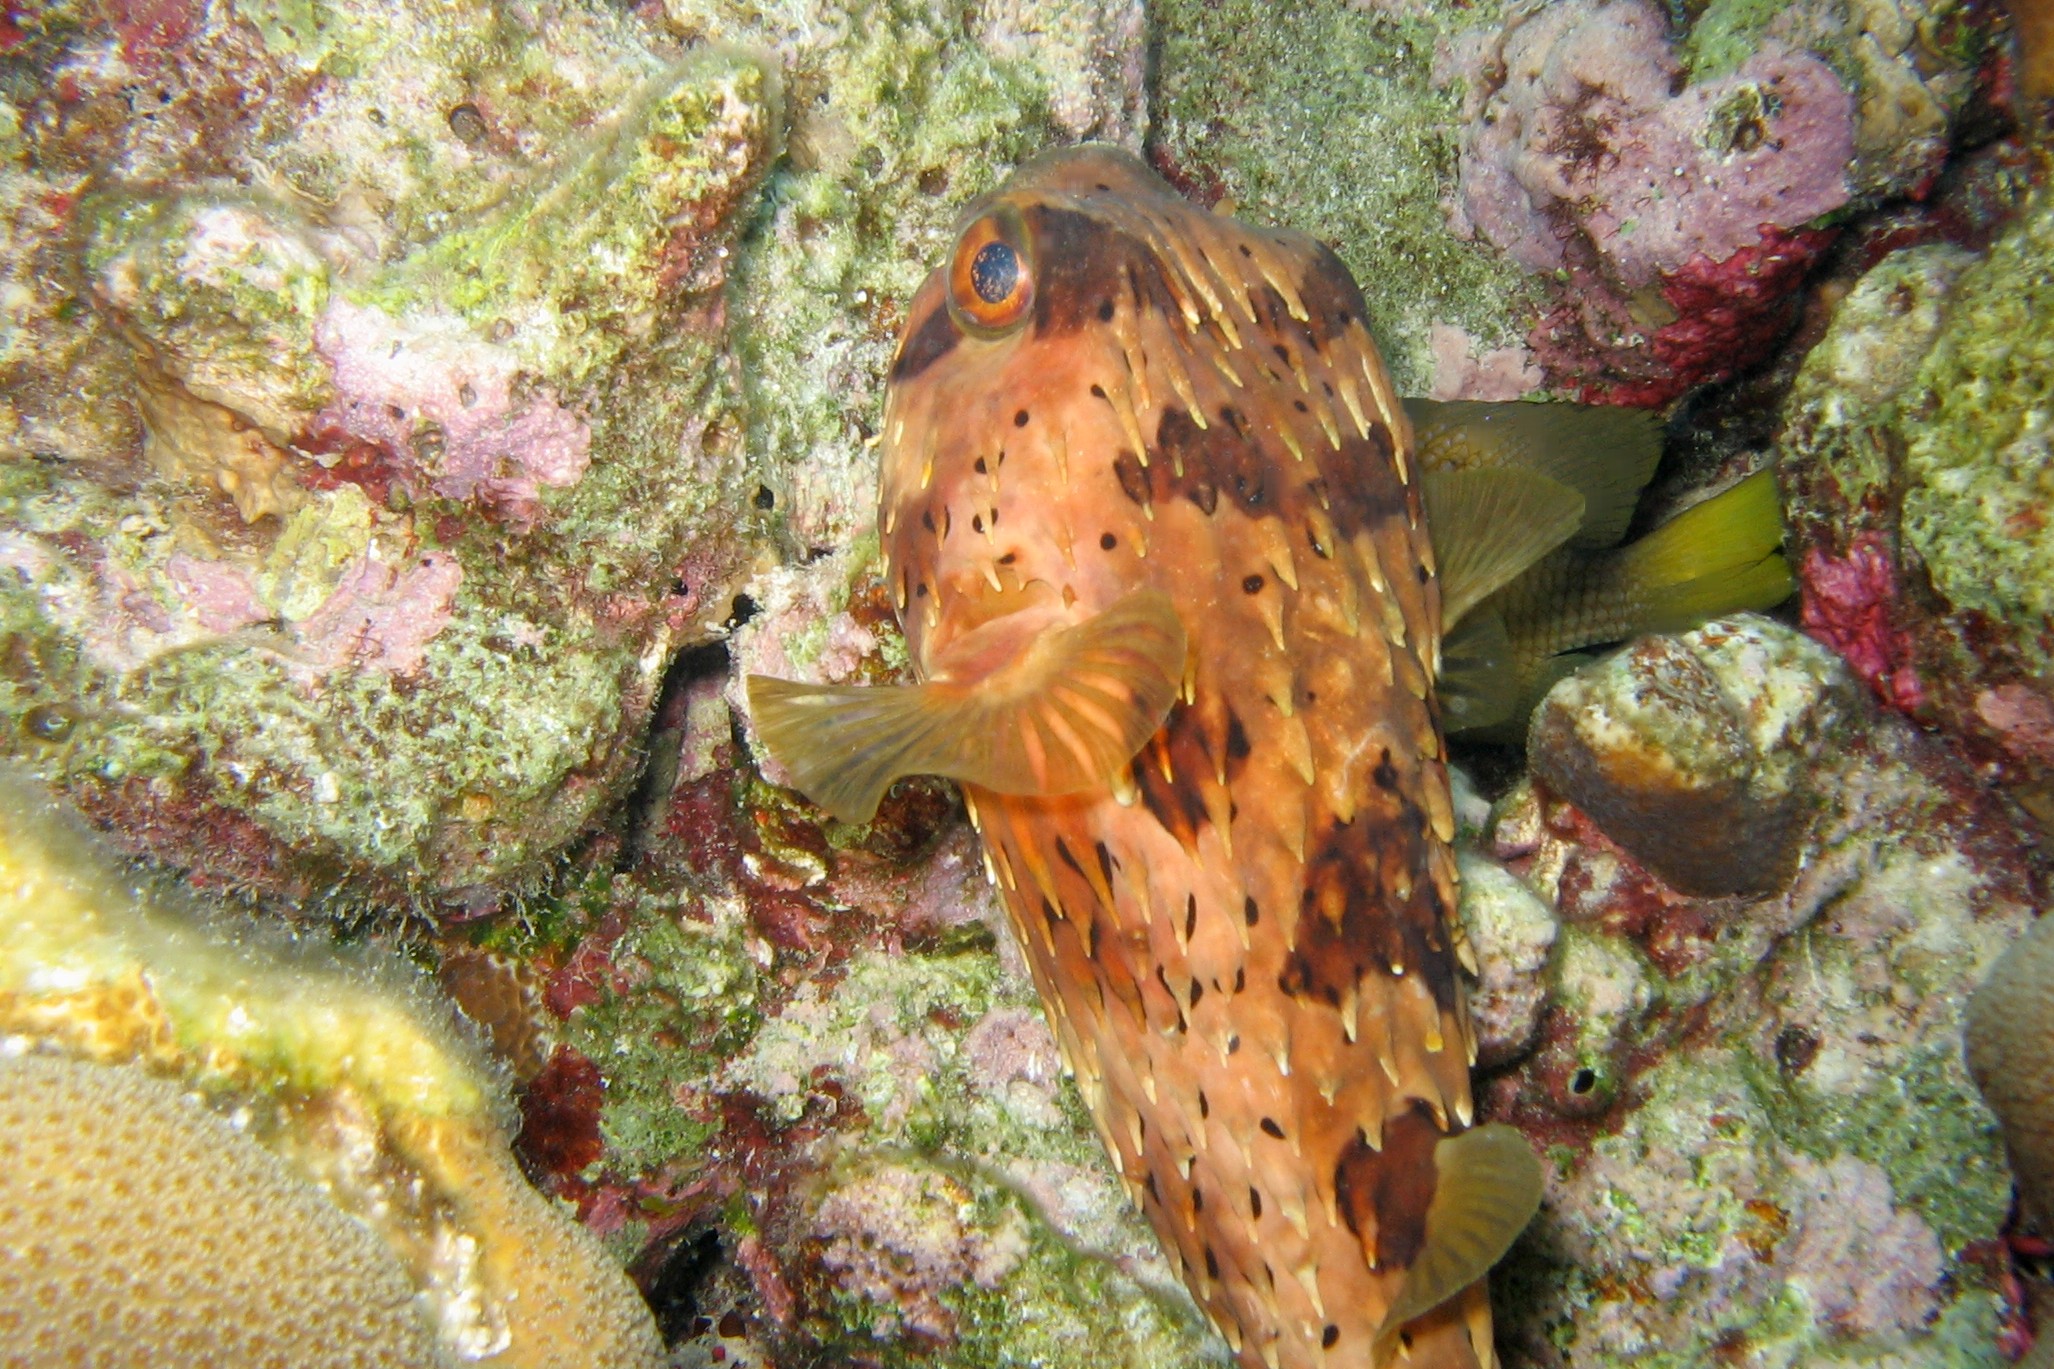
(3, 0, 2053, 1366)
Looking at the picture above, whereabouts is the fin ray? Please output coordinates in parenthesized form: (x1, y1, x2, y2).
(1373, 1123, 1543, 1366)
(1406, 398, 1662, 549)
(1437, 610, 1518, 734)
(747, 588, 1187, 823)
(1423, 467, 1586, 629)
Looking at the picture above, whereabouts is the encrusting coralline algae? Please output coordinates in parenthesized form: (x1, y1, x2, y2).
(1, 0, 2050, 1365)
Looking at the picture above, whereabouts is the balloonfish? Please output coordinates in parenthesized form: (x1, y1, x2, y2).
(748, 144, 1790, 1368)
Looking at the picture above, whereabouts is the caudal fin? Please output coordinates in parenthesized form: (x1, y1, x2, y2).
(1615, 468, 1796, 634)
(1372, 1124, 1544, 1368)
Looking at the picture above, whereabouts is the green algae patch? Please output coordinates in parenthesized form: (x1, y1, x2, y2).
(1148, 0, 1544, 395)
(1899, 185, 2054, 678)
(563, 891, 760, 1176)
(720, 3, 1068, 549)
(361, 49, 782, 393)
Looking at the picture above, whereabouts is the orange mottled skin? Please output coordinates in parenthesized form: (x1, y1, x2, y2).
(879, 146, 1491, 1369)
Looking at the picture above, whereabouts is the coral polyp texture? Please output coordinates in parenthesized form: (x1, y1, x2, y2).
(0, 1052, 442, 1369)
(1780, 177, 2054, 830)
(0, 768, 665, 1368)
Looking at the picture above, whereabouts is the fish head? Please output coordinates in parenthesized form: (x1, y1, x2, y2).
(877, 144, 1419, 682)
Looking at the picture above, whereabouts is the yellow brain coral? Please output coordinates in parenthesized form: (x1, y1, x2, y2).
(0, 766, 666, 1369)
(0, 1052, 442, 1368)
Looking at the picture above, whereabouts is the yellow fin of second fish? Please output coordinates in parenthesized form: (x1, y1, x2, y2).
(1616, 468, 1794, 630)
(1372, 1123, 1544, 1369)
(746, 588, 1187, 824)
(1422, 466, 1586, 630)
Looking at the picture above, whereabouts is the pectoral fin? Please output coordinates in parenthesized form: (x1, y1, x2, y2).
(1372, 1123, 1544, 1367)
(1422, 466, 1586, 630)
(746, 588, 1187, 823)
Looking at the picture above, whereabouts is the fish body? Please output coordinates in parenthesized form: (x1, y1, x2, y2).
(754, 145, 1540, 1369)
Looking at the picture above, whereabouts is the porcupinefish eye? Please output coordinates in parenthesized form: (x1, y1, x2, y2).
(945, 206, 1035, 335)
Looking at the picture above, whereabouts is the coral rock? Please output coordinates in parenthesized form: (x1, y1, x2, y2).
(1527, 616, 1848, 898)
(1483, 615, 2039, 1365)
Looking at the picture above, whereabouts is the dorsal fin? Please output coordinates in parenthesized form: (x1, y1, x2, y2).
(1421, 466, 1585, 630)
(1372, 1123, 1544, 1368)
(747, 588, 1187, 823)
(1406, 398, 1663, 549)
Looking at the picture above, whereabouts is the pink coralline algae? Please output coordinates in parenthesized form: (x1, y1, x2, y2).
(162, 547, 462, 678)
(1453, 0, 1856, 401)
(1798, 535, 1925, 712)
(315, 299, 592, 525)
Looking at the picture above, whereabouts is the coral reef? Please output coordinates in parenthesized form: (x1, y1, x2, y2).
(2, 0, 2048, 1365)
(1476, 617, 2039, 1366)
(1780, 176, 2054, 831)
(0, 766, 666, 1368)
(1149, 0, 1995, 404)
(3, 2, 780, 904)
(1, 1052, 443, 1368)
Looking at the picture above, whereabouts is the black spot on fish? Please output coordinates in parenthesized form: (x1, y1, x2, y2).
(1193, 1185, 1205, 1212)
(1187, 480, 1219, 515)
(971, 512, 984, 533)
(1185, 895, 1198, 943)
(974, 455, 988, 474)
(1244, 896, 1260, 927)
(1324, 1327, 1341, 1349)
(1225, 713, 1251, 764)
(1094, 840, 1118, 891)
(1014, 409, 1030, 427)
(1259, 1117, 1284, 1140)
(920, 508, 935, 533)
(1199, 1090, 1210, 1119)
(1250, 1187, 1262, 1218)
(1372, 748, 1398, 790)
(1100, 531, 1118, 550)
(1242, 574, 1264, 595)
(1097, 299, 1115, 322)
(1205, 1247, 1220, 1279)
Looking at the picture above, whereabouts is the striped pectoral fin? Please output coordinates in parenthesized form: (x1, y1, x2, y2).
(1421, 466, 1587, 630)
(1371, 1123, 1544, 1368)
(746, 588, 1187, 824)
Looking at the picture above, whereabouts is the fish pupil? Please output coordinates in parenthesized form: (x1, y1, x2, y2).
(971, 241, 1020, 304)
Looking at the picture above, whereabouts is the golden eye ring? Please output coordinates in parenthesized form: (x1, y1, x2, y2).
(946, 207, 1036, 336)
